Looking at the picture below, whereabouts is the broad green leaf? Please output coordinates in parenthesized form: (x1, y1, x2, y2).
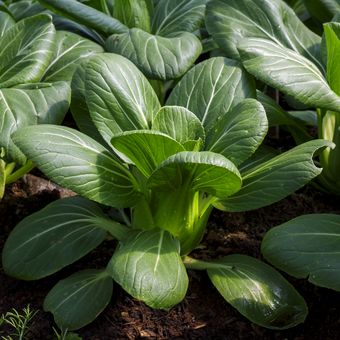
(107, 229, 188, 309)
(2, 196, 107, 280)
(0, 14, 55, 88)
(262, 214, 340, 291)
(105, 28, 202, 80)
(111, 130, 185, 178)
(8, 0, 45, 20)
(205, 99, 268, 166)
(208, 255, 307, 329)
(85, 54, 160, 144)
(216, 140, 333, 211)
(113, 0, 151, 32)
(44, 269, 113, 330)
(324, 23, 340, 95)
(152, 106, 205, 145)
(148, 151, 242, 198)
(0, 11, 15, 38)
(238, 38, 340, 113)
(70, 62, 106, 145)
(43, 31, 104, 82)
(0, 81, 70, 164)
(12, 125, 141, 208)
(151, 0, 207, 36)
(304, 0, 340, 23)
(37, 0, 128, 36)
(167, 57, 256, 137)
(206, 0, 323, 70)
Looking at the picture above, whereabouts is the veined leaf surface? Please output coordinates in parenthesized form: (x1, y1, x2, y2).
(262, 214, 340, 291)
(107, 229, 188, 309)
(0, 11, 15, 38)
(238, 38, 340, 113)
(2, 197, 107, 280)
(106, 28, 202, 80)
(208, 255, 307, 329)
(44, 269, 113, 330)
(12, 125, 141, 208)
(0, 14, 55, 88)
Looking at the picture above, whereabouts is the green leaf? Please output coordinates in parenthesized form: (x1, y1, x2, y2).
(152, 106, 205, 145)
(167, 57, 256, 138)
(304, 0, 340, 23)
(238, 38, 340, 113)
(207, 255, 307, 329)
(44, 269, 113, 330)
(0, 81, 70, 164)
(113, 0, 151, 32)
(37, 0, 128, 36)
(148, 151, 242, 198)
(105, 28, 202, 80)
(205, 99, 268, 166)
(107, 228, 188, 309)
(0, 159, 5, 199)
(0, 11, 15, 38)
(43, 31, 104, 82)
(151, 0, 207, 36)
(2, 197, 108, 280)
(8, 0, 45, 21)
(206, 0, 323, 69)
(0, 14, 55, 88)
(85, 54, 160, 144)
(111, 130, 185, 178)
(12, 125, 141, 208)
(216, 140, 333, 211)
(324, 23, 340, 96)
(262, 214, 340, 291)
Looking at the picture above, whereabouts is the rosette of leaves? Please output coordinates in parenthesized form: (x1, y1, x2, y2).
(206, 0, 340, 194)
(0, 10, 103, 198)
(36, 0, 205, 81)
(2, 53, 332, 330)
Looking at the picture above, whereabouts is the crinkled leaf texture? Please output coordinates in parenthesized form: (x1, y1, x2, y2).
(207, 255, 308, 329)
(2, 196, 108, 280)
(262, 214, 340, 291)
(12, 125, 141, 208)
(107, 228, 188, 309)
(44, 269, 113, 331)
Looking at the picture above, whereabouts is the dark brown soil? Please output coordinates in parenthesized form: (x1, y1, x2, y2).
(1, 175, 340, 340)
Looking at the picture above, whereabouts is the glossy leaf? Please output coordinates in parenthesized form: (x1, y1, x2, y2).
(2, 196, 107, 280)
(43, 31, 104, 82)
(151, 0, 207, 36)
(216, 140, 333, 211)
(113, 0, 151, 32)
(238, 38, 340, 113)
(44, 269, 113, 330)
(85, 54, 160, 144)
(0, 11, 15, 38)
(0, 14, 55, 88)
(152, 106, 205, 145)
(206, 0, 323, 69)
(208, 255, 308, 329)
(111, 130, 185, 178)
(148, 151, 242, 199)
(205, 99, 268, 166)
(324, 23, 340, 95)
(0, 81, 70, 164)
(37, 0, 128, 36)
(304, 0, 340, 23)
(262, 214, 340, 291)
(12, 125, 141, 208)
(105, 28, 202, 80)
(107, 229, 188, 309)
(8, 0, 45, 21)
(167, 57, 256, 138)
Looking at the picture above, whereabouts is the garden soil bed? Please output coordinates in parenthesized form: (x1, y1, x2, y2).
(1, 174, 340, 339)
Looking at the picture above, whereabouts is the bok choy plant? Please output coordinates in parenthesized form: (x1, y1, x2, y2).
(206, 0, 340, 295)
(0, 10, 103, 199)
(37, 0, 205, 81)
(2, 53, 331, 330)
(206, 0, 340, 194)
